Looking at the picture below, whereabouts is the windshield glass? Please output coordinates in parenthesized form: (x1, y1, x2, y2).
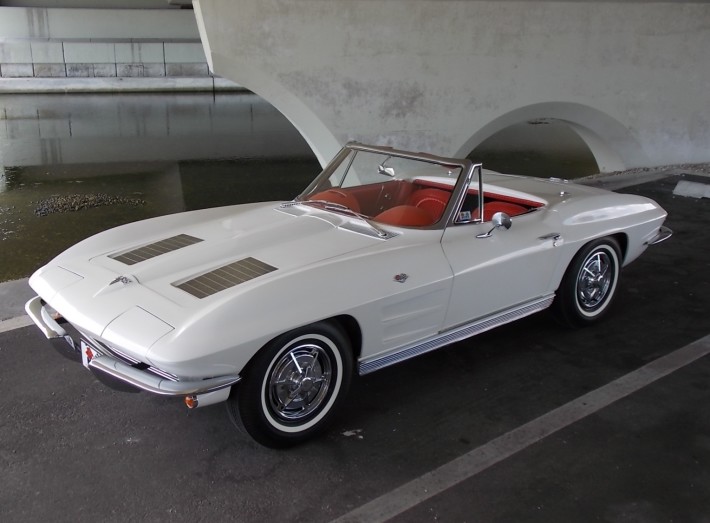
(302, 148, 463, 228)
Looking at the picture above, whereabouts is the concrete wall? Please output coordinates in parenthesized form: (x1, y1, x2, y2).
(0, 7, 210, 79)
(195, 0, 710, 171)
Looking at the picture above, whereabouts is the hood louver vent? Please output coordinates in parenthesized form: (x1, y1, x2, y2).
(174, 257, 277, 299)
(110, 234, 203, 265)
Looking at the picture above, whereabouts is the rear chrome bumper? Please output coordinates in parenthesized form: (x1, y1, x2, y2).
(646, 225, 673, 245)
(25, 296, 241, 398)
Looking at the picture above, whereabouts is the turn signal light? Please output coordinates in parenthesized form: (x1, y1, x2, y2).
(184, 395, 198, 409)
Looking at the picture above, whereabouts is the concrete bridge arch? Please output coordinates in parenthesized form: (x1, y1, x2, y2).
(195, 0, 710, 173)
(457, 102, 647, 174)
(209, 58, 341, 167)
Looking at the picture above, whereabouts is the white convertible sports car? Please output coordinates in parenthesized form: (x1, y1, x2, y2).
(26, 142, 671, 447)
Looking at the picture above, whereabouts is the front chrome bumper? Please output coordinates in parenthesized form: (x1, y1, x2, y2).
(25, 296, 241, 398)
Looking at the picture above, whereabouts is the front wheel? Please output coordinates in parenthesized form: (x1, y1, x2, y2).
(553, 237, 622, 328)
(228, 321, 353, 448)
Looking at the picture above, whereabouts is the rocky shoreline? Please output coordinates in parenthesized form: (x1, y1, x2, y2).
(33, 193, 146, 217)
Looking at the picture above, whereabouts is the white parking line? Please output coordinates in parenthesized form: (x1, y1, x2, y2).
(0, 315, 33, 334)
(332, 334, 710, 523)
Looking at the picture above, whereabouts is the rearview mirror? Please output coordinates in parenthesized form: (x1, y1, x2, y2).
(378, 164, 395, 177)
(476, 212, 512, 238)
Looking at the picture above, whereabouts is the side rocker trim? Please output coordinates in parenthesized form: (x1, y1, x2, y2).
(358, 294, 555, 375)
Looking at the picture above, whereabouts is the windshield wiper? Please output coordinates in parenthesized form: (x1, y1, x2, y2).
(282, 199, 391, 238)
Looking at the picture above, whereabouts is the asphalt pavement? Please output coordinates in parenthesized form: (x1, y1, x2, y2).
(1, 172, 709, 522)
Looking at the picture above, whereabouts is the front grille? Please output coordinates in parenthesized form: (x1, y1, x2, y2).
(82, 333, 178, 381)
(110, 234, 203, 265)
(173, 257, 277, 299)
(81, 333, 138, 364)
(146, 366, 179, 381)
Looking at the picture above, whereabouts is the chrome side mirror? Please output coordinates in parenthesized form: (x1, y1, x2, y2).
(492, 211, 512, 230)
(476, 212, 512, 238)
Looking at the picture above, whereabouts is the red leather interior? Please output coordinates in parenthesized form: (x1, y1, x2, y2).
(309, 189, 361, 213)
(476, 201, 528, 221)
(375, 205, 435, 227)
(414, 178, 543, 210)
(310, 182, 533, 227)
(408, 188, 450, 223)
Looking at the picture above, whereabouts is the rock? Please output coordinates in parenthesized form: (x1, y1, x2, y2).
(34, 193, 146, 217)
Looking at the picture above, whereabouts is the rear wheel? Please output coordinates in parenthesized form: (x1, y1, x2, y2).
(228, 321, 353, 448)
(553, 237, 622, 327)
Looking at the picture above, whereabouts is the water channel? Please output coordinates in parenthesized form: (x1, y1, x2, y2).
(0, 92, 597, 282)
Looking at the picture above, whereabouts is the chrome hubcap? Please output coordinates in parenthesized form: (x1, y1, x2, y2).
(577, 251, 613, 310)
(268, 343, 332, 422)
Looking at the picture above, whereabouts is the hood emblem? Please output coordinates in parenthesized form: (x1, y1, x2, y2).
(394, 273, 409, 283)
(109, 276, 132, 286)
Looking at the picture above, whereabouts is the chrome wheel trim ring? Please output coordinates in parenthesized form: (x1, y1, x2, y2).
(260, 333, 343, 433)
(267, 342, 332, 422)
(575, 248, 616, 314)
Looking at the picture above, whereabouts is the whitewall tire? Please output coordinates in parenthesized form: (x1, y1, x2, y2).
(554, 237, 622, 327)
(228, 321, 354, 448)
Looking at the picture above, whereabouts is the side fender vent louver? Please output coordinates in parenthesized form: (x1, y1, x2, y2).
(173, 257, 277, 299)
(110, 234, 203, 265)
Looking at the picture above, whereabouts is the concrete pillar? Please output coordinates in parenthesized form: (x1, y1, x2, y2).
(194, 0, 710, 171)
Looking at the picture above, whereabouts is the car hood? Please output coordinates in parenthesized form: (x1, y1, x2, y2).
(90, 202, 380, 295)
(30, 202, 381, 351)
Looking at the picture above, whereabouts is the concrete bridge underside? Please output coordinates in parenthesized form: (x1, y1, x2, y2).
(194, 0, 710, 172)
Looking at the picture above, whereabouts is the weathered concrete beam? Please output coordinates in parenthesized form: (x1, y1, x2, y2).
(0, 7, 214, 81)
(194, 0, 710, 171)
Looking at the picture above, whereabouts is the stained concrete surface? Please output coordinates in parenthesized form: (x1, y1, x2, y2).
(0, 173, 708, 522)
(0, 278, 32, 321)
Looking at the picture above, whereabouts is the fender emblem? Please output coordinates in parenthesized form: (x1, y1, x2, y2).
(109, 276, 132, 286)
(394, 273, 409, 283)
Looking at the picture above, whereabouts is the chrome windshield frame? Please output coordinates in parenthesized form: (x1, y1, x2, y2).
(296, 142, 476, 231)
